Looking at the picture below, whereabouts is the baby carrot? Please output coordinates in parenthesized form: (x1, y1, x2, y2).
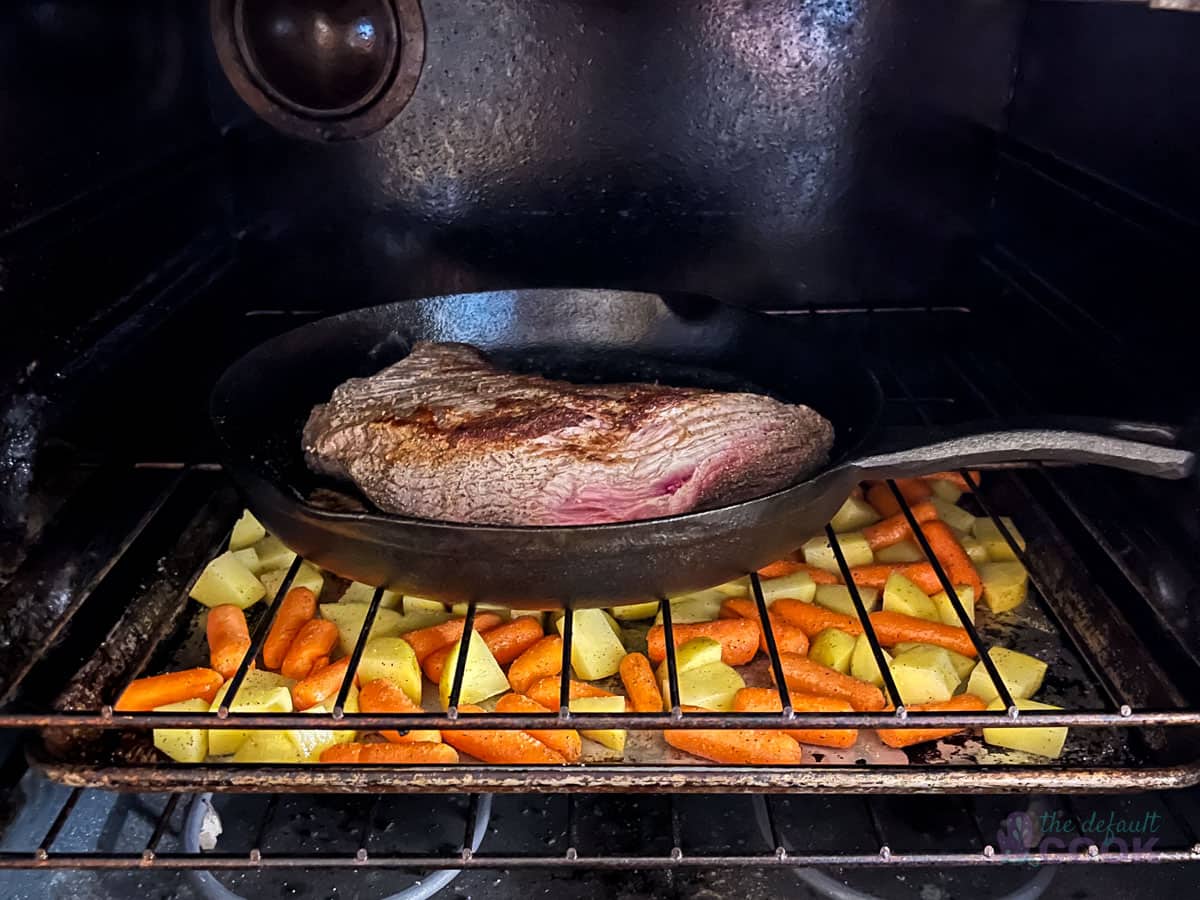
(867, 611, 978, 658)
(358, 678, 440, 743)
(771, 599, 864, 638)
(442, 704, 567, 764)
(732, 687, 858, 749)
(280, 618, 339, 681)
(291, 657, 354, 710)
(403, 613, 505, 664)
(207, 605, 251, 680)
(876, 693, 987, 748)
(494, 692, 582, 762)
(619, 652, 665, 713)
(862, 503, 939, 551)
(527, 677, 614, 711)
(758, 559, 840, 584)
(664, 718, 804, 765)
(919, 521, 982, 597)
(719, 599, 810, 656)
(422, 616, 543, 682)
(507, 635, 563, 694)
(865, 479, 931, 518)
(263, 587, 317, 670)
(319, 742, 459, 764)
(646, 619, 760, 667)
(775, 653, 885, 711)
(115, 668, 224, 711)
(849, 563, 944, 595)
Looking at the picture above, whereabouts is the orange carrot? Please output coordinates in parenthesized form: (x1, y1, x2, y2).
(876, 693, 987, 748)
(422, 616, 543, 682)
(758, 559, 840, 584)
(291, 657, 354, 710)
(262, 587, 317, 670)
(920, 521, 982, 597)
(664, 718, 803, 764)
(280, 618, 339, 681)
(207, 605, 251, 680)
(442, 704, 567, 764)
(865, 479, 931, 517)
(494, 693, 582, 762)
(775, 653, 885, 711)
(720, 599, 810, 656)
(527, 677, 614, 711)
(619, 652, 665, 713)
(849, 563, 944, 595)
(358, 678, 440, 744)
(311, 655, 330, 671)
(921, 471, 979, 492)
(732, 687, 858, 749)
(402, 613, 504, 664)
(646, 618, 760, 667)
(862, 502, 939, 551)
(115, 668, 224, 711)
(320, 742, 459, 764)
(771, 599, 864, 638)
(507, 635, 563, 694)
(867, 611, 978, 658)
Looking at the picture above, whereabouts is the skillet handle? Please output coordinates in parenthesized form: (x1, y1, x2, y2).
(851, 417, 1195, 481)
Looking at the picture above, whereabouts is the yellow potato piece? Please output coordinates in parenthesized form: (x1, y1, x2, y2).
(438, 630, 510, 709)
(654, 590, 725, 624)
(339, 582, 404, 609)
(661, 661, 745, 712)
(252, 535, 297, 572)
(814, 584, 878, 617)
(262, 561, 324, 602)
(983, 698, 1067, 759)
(809, 628, 856, 674)
(557, 609, 625, 679)
(882, 572, 939, 621)
(830, 496, 881, 532)
(803, 532, 873, 573)
(189, 551, 266, 610)
(153, 698, 209, 763)
(966, 647, 1047, 704)
(609, 600, 660, 621)
(570, 695, 627, 753)
(287, 701, 357, 762)
(358, 637, 423, 704)
(892, 642, 976, 681)
(850, 634, 892, 687)
(233, 731, 304, 764)
(929, 497, 976, 535)
(875, 540, 924, 564)
(890, 646, 959, 705)
(655, 636, 723, 684)
(758, 571, 817, 605)
(973, 517, 1026, 562)
(208, 671, 294, 756)
(319, 603, 405, 656)
(229, 510, 266, 551)
(930, 586, 975, 627)
(979, 562, 1029, 613)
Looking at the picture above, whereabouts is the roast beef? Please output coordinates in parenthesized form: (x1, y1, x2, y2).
(303, 342, 834, 526)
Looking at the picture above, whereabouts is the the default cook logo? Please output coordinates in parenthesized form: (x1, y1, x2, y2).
(996, 809, 1162, 859)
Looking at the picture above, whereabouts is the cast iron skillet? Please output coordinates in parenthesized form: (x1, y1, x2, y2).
(211, 289, 1194, 607)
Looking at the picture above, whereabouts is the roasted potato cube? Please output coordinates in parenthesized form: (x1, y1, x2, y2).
(814, 584, 878, 617)
(662, 661, 745, 712)
(262, 561, 324, 602)
(287, 700, 357, 762)
(438, 630, 510, 709)
(928, 480, 963, 504)
(252, 535, 297, 572)
(960, 535, 990, 566)
(557, 609, 625, 679)
(890, 645, 959, 705)
(979, 562, 1029, 613)
(966, 647, 1047, 704)
(875, 540, 924, 564)
(892, 642, 976, 681)
(881, 572, 939, 621)
(809, 628, 856, 674)
(358, 637, 423, 704)
(654, 590, 724, 624)
(153, 698, 209, 763)
(929, 497, 976, 535)
(973, 517, 1026, 562)
(451, 602, 512, 621)
(229, 510, 266, 551)
(570, 695, 627, 753)
(830, 496, 882, 532)
(930, 586, 975, 627)
(655, 636, 723, 683)
(983, 698, 1067, 759)
(233, 731, 304, 764)
(230, 547, 264, 575)
(208, 671, 294, 756)
(712, 577, 751, 597)
(319, 603, 405, 656)
(758, 571, 817, 605)
(189, 551, 266, 610)
(850, 634, 892, 687)
(803, 532, 873, 573)
(339, 582, 404, 609)
(609, 601, 660, 621)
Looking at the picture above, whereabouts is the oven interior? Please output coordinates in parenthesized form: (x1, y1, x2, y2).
(1, 0, 1199, 895)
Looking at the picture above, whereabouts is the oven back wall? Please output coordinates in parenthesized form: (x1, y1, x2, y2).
(218, 0, 1024, 309)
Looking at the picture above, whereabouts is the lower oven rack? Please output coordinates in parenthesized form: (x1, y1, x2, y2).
(5, 308, 1200, 795)
(3, 786, 1199, 871)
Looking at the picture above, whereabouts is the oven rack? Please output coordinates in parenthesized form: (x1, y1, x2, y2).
(3, 785, 1199, 871)
(3, 307, 1200, 793)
